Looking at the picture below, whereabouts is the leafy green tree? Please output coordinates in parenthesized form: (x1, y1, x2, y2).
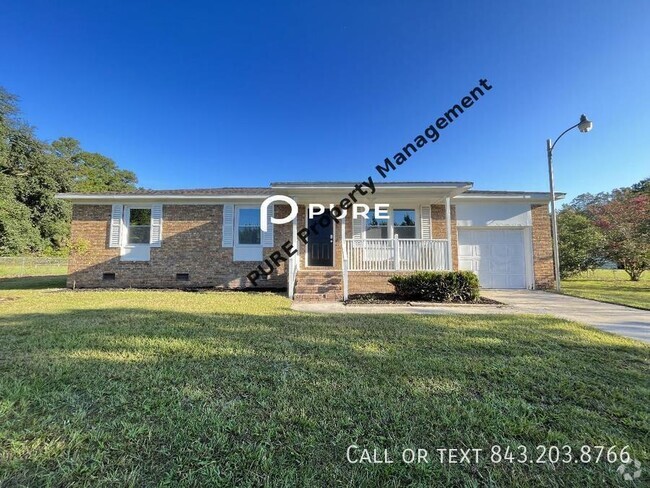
(564, 177, 649, 280)
(52, 137, 137, 193)
(0, 175, 42, 254)
(630, 177, 650, 196)
(557, 210, 605, 277)
(0, 86, 140, 256)
(4, 124, 72, 250)
(592, 192, 649, 281)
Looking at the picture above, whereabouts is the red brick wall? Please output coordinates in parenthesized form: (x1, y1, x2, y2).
(67, 204, 291, 289)
(531, 204, 555, 289)
(431, 204, 458, 269)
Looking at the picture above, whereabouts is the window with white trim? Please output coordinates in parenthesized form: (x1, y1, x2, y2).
(363, 208, 417, 239)
(393, 209, 416, 238)
(366, 209, 389, 238)
(236, 207, 261, 245)
(126, 207, 152, 244)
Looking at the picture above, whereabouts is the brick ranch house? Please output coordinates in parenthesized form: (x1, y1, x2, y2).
(57, 181, 561, 301)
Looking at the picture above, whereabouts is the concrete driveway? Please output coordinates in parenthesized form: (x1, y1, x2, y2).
(482, 290, 650, 343)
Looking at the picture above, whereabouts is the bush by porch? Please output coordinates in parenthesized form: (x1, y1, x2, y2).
(389, 271, 480, 302)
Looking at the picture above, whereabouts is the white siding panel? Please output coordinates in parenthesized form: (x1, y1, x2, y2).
(456, 203, 532, 227)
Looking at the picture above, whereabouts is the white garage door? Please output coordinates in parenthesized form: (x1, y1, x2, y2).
(458, 229, 528, 289)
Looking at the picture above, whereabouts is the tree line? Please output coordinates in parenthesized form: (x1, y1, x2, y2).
(0, 87, 138, 256)
(558, 178, 649, 281)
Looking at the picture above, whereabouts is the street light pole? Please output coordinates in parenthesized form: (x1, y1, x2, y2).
(546, 114, 593, 292)
(547, 138, 561, 291)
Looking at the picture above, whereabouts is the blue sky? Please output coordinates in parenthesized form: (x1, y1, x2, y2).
(2, 0, 648, 202)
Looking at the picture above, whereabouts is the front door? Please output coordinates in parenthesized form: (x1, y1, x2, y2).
(307, 209, 334, 266)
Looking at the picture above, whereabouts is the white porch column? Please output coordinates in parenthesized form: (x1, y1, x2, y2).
(292, 207, 298, 269)
(341, 214, 346, 252)
(341, 210, 348, 301)
(445, 197, 453, 270)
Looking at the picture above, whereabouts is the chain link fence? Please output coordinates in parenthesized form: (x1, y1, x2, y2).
(0, 257, 68, 277)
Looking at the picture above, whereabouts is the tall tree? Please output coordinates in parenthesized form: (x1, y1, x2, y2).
(0, 86, 140, 255)
(557, 210, 605, 277)
(591, 192, 649, 281)
(52, 137, 137, 193)
(0, 173, 42, 254)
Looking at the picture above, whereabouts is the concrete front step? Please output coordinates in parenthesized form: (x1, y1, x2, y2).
(293, 291, 343, 302)
(293, 270, 344, 302)
(298, 271, 341, 277)
(298, 278, 342, 286)
(295, 284, 342, 294)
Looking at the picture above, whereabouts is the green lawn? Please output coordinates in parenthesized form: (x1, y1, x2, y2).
(0, 259, 67, 279)
(0, 286, 648, 486)
(563, 269, 650, 310)
(0, 257, 67, 290)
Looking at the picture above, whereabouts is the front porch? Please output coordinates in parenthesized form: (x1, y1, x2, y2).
(344, 237, 449, 271)
(278, 182, 465, 301)
(290, 238, 451, 302)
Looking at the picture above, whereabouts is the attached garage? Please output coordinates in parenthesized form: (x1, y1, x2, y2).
(455, 201, 536, 289)
(458, 229, 531, 289)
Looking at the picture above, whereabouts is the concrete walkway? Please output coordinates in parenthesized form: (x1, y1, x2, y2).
(482, 290, 650, 343)
(292, 290, 650, 343)
(292, 301, 513, 315)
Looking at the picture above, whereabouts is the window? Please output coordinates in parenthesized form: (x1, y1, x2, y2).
(237, 207, 261, 245)
(393, 209, 416, 238)
(366, 209, 389, 238)
(127, 208, 151, 244)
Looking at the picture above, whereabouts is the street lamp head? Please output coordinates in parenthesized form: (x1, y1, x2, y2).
(578, 114, 593, 133)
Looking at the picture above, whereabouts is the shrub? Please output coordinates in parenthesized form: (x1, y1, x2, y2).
(388, 271, 480, 302)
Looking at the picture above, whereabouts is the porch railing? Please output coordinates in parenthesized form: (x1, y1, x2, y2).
(344, 237, 449, 272)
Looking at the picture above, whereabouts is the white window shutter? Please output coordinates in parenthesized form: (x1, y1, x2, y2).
(420, 205, 432, 239)
(352, 215, 364, 248)
(262, 204, 274, 247)
(150, 204, 163, 247)
(352, 215, 364, 239)
(222, 204, 234, 247)
(109, 204, 123, 248)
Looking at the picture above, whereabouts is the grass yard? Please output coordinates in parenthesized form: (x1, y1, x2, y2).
(0, 286, 648, 486)
(0, 257, 67, 291)
(563, 269, 650, 310)
(0, 258, 67, 279)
